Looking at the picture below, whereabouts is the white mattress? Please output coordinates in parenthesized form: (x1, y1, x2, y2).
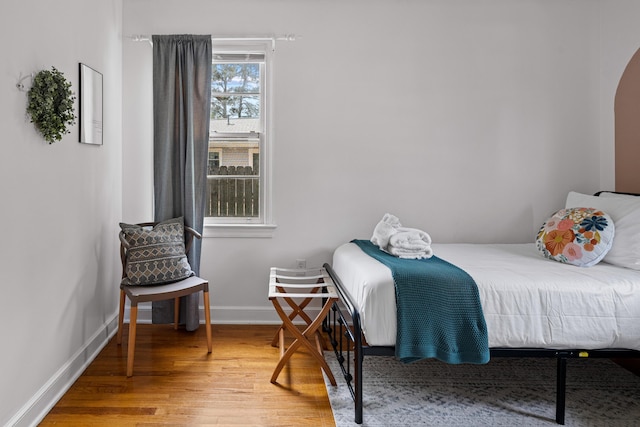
(332, 242, 640, 351)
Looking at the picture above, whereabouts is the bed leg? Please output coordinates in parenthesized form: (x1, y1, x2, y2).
(556, 357, 567, 425)
(355, 345, 363, 424)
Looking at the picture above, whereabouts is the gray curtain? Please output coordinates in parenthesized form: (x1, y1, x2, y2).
(152, 34, 212, 331)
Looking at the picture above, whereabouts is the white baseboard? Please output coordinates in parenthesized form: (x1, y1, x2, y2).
(8, 314, 119, 427)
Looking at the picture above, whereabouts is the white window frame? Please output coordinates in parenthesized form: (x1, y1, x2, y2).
(204, 41, 275, 238)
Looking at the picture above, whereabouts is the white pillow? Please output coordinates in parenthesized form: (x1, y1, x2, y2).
(598, 191, 639, 199)
(565, 191, 640, 270)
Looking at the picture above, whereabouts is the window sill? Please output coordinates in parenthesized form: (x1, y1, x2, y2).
(203, 223, 277, 238)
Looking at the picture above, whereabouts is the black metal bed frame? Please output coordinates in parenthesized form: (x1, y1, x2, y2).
(322, 262, 640, 425)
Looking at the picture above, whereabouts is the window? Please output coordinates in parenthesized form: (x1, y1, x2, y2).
(208, 151, 220, 173)
(205, 42, 274, 234)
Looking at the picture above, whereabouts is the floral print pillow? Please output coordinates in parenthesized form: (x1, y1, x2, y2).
(536, 207, 615, 267)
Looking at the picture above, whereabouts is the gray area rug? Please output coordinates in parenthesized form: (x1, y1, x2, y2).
(323, 354, 640, 426)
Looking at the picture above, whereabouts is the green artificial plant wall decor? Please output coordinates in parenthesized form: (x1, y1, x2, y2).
(26, 67, 76, 144)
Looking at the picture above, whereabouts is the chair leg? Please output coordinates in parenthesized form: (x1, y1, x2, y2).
(174, 297, 180, 330)
(203, 290, 212, 353)
(117, 290, 126, 345)
(127, 304, 138, 377)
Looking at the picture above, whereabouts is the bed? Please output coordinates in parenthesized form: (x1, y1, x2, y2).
(322, 191, 640, 425)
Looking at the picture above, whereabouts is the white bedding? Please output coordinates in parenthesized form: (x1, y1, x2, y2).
(332, 242, 640, 351)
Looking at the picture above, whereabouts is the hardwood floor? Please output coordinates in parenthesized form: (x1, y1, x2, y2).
(38, 322, 640, 426)
(40, 324, 335, 426)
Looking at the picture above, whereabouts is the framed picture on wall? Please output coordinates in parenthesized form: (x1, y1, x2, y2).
(79, 63, 103, 145)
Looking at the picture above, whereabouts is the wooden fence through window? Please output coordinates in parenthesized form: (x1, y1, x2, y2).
(206, 166, 259, 217)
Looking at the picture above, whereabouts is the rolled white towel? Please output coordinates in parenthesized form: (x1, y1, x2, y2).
(387, 245, 434, 259)
(370, 213, 402, 249)
(388, 227, 434, 259)
(389, 227, 432, 249)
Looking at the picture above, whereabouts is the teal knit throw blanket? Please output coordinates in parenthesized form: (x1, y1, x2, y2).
(353, 240, 489, 364)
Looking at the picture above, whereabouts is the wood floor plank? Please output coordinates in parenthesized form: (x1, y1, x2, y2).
(40, 324, 335, 426)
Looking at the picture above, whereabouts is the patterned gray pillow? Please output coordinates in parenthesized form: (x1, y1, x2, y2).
(119, 217, 194, 286)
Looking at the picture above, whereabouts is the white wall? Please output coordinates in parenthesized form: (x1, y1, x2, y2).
(123, 0, 639, 324)
(122, 0, 640, 324)
(0, 1, 123, 425)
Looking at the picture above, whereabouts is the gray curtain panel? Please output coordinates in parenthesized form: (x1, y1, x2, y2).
(152, 34, 212, 331)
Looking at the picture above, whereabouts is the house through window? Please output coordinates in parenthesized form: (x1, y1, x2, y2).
(205, 41, 271, 226)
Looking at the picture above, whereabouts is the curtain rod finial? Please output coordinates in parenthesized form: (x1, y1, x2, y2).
(129, 34, 153, 45)
(277, 34, 297, 41)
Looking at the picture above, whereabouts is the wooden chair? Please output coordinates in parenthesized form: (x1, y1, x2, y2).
(116, 222, 212, 377)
